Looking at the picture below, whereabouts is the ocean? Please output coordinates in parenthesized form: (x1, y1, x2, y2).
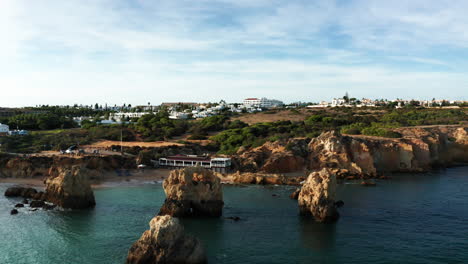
(1, 167, 467, 264)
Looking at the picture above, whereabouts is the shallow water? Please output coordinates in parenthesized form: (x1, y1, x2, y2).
(0, 167, 467, 264)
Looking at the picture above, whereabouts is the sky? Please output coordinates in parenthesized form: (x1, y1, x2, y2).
(1, 0, 468, 107)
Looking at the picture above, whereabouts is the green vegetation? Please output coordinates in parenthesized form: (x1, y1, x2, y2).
(6, 113, 76, 130)
(132, 111, 188, 141)
(212, 108, 467, 154)
(340, 109, 466, 137)
(0, 107, 466, 154)
(0, 126, 135, 153)
(188, 115, 248, 140)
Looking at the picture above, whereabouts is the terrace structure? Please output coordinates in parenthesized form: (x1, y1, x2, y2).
(158, 155, 232, 173)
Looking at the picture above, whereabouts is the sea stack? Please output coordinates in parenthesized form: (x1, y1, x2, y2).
(126, 215, 207, 264)
(298, 168, 340, 223)
(159, 167, 223, 217)
(45, 165, 95, 209)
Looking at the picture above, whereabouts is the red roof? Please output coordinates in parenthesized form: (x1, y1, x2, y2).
(244, 98, 259, 100)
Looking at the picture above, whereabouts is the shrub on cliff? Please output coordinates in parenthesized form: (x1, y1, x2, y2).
(340, 122, 367, 135)
(361, 126, 401, 138)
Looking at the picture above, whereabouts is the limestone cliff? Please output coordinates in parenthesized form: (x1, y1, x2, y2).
(126, 215, 206, 264)
(0, 155, 136, 179)
(233, 139, 306, 173)
(232, 125, 468, 179)
(308, 131, 377, 177)
(217, 171, 305, 185)
(298, 168, 340, 223)
(159, 167, 223, 217)
(45, 165, 95, 209)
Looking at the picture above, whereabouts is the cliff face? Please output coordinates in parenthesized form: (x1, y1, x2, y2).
(45, 165, 95, 209)
(298, 168, 340, 223)
(217, 171, 305, 185)
(308, 131, 377, 177)
(159, 167, 223, 217)
(126, 215, 206, 264)
(350, 126, 468, 174)
(233, 139, 307, 173)
(0, 155, 136, 179)
(232, 125, 468, 178)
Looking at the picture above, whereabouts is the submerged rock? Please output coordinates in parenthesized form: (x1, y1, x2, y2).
(289, 188, 301, 200)
(225, 216, 241, 221)
(30, 200, 45, 208)
(14, 203, 24, 208)
(126, 215, 207, 264)
(10, 209, 18, 215)
(361, 181, 377, 187)
(45, 166, 95, 209)
(33, 192, 46, 201)
(298, 168, 340, 223)
(4, 186, 38, 198)
(159, 167, 223, 217)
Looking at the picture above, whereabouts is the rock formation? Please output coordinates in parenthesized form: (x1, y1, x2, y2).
(45, 165, 95, 209)
(308, 130, 377, 177)
(4, 186, 38, 198)
(234, 140, 306, 173)
(126, 215, 206, 264)
(298, 168, 340, 223)
(0, 154, 136, 179)
(217, 171, 305, 186)
(159, 167, 223, 217)
(228, 126, 468, 180)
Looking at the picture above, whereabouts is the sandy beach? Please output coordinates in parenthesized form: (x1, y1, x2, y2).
(0, 169, 173, 189)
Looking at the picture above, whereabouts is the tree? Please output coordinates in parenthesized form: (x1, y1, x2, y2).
(343, 92, 350, 103)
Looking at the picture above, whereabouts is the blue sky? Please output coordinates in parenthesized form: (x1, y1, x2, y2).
(1, 0, 467, 107)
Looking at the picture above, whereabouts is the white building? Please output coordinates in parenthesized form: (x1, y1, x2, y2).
(169, 111, 189, 120)
(243, 97, 283, 109)
(0, 123, 9, 133)
(331, 98, 346, 107)
(112, 112, 147, 121)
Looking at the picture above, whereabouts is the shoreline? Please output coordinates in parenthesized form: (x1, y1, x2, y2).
(0, 169, 173, 189)
(1, 165, 467, 189)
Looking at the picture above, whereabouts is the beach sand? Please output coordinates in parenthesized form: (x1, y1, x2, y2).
(0, 169, 172, 189)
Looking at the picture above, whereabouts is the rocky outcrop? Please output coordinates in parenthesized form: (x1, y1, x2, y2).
(217, 171, 305, 186)
(307, 126, 468, 178)
(298, 168, 340, 223)
(234, 140, 306, 173)
(4, 186, 38, 198)
(308, 131, 377, 177)
(0, 154, 135, 179)
(45, 165, 95, 209)
(126, 215, 206, 264)
(230, 126, 468, 179)
(159, 167, 223, 217)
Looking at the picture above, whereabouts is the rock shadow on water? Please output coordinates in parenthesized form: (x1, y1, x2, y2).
(45, 208, 98, 241)
(299, 217, 337, 252)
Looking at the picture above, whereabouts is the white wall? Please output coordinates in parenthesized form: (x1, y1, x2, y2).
(0, 124, 9, 133)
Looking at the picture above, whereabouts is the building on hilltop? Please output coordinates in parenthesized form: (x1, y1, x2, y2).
(243, 97, 283, 109)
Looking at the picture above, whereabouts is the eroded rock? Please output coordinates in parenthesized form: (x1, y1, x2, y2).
(45, 166, 95, 209)
(4, 186, 38, 198)
(126, 215, 207, 264)
(298, 168, 340, 223)
(159, 167, 223, 217)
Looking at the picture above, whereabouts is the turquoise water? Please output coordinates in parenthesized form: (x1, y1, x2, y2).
(1, 167, 467, 264)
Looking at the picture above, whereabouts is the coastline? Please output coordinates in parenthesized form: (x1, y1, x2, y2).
(0, 169, 173, 189)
